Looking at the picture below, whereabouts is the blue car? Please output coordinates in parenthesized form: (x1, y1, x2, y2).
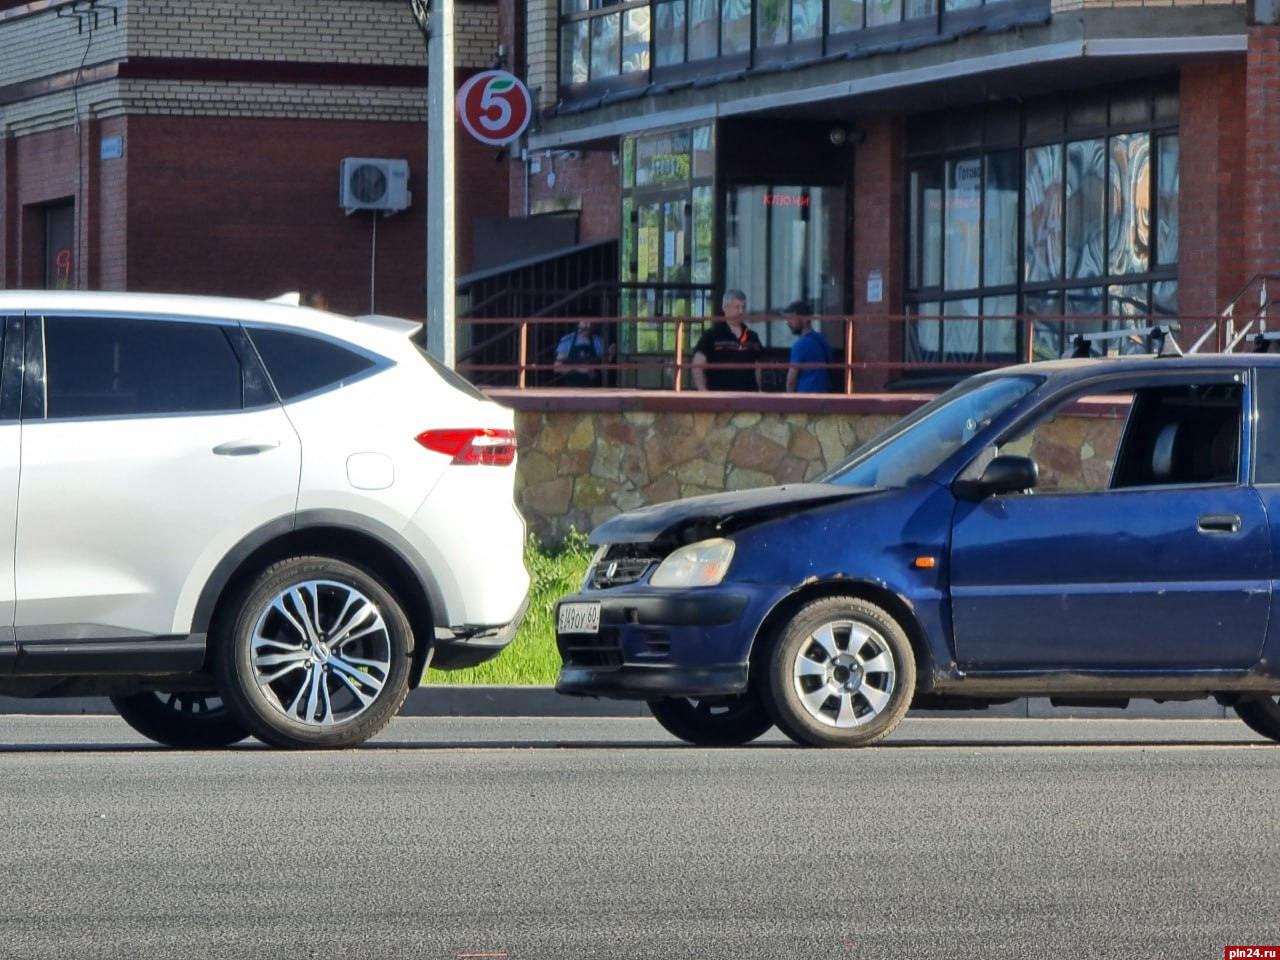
(555, 344, 1280, 746)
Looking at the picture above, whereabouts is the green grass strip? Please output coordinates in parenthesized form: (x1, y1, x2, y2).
(423, 529, 594, 686)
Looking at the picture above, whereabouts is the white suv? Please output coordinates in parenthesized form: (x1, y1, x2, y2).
(0, 291, 529, 749)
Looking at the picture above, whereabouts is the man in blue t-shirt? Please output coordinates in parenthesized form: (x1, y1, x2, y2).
(783, 301, 833, 393)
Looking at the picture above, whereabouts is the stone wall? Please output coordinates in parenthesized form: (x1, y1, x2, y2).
(496, 390, 931, 542)
(497, 389, 1128, 543)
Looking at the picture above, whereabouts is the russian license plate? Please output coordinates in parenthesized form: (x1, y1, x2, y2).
(558, 601, 601, 634)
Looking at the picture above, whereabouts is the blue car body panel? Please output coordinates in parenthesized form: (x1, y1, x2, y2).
(556, 353, 1280, 704)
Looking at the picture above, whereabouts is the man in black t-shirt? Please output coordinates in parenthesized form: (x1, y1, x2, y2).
(692, 289, 763, 391)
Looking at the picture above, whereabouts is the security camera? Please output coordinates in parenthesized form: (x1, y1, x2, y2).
(829, 127, 848, 146)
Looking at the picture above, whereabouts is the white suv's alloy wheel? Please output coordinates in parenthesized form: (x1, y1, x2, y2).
(217, 556, 412, 749)
(251, 579, 393, 726)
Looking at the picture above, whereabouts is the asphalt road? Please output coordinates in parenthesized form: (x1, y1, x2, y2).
(0, 715, 1275, 960)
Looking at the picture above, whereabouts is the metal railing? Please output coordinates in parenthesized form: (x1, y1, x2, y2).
(455, 312, 1239, 392)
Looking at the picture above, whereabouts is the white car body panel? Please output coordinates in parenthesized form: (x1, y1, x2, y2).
(279, 346, 528, 627)
(0, 288, 529, 673)
(15, 406, 301, 639)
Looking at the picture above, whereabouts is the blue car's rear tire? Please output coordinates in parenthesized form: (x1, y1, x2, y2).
(1234, 696, 1280, 742)
(762, 596, 915, 748)
(646, 693, 774, 746)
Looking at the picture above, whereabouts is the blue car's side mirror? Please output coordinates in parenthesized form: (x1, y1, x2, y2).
(954, 455, 1039, 500)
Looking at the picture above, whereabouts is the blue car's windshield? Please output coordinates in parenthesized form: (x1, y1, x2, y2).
(822, 374, 1040, 488)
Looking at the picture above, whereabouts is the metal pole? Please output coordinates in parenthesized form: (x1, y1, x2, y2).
(412, 0, 456, 366)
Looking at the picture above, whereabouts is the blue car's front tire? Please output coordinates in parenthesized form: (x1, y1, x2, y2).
(762, 596, 916, 748)
(646, 691, 774, 745)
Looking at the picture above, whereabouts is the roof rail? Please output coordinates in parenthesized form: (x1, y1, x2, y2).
(1069, 323, 1181, 359)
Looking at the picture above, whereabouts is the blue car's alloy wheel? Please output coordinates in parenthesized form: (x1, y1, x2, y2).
(763, 596, 916, 747)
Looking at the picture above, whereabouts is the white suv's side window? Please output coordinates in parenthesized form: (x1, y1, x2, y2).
(44, 315, 242, 418)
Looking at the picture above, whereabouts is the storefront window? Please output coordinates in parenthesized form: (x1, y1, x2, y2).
(793, 0, 821, 39)
(830, 0, 864, 31)
(1024, 144, 1062, 283)
(906, 85, 1177, 371)
(721, 0, 750, 53)
(909, 167, 942, 289)
(623, 8, 652, 72)
(1065, 139, 1105, 280)
(590, 14, 621, 77)
(560, 0, 1035, 87)
(620, 127, 717, 385)
(689, 0, 719, 58)
(944, 156, 981, 292)
(724, 183, 846, 349)
(983, 152, 1018, 287)
(1108, 132, 1150, 276)
(1156, 135, 1179, 266)
(865, 0, 901, 25)
(654, 0, 685, 64)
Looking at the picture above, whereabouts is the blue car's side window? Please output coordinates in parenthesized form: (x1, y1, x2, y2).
(1254, 368, 1280, 483)
(993, 379, 1243, 493)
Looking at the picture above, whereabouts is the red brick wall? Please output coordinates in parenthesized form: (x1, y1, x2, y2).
(2, 96, 509, 316)
(1245, 26, 1280, 286)
(1, 137, 14, 287)
(11, 126, 79, 289)
(851, 114, 904, 391)
(94, 117, 130, 291)
(514, 149, 621, 242)
(1180, 61, 1248, 326)
(120, 115, 430, 317)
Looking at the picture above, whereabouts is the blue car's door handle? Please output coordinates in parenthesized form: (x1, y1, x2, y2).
(1197, 513, 1242, 534)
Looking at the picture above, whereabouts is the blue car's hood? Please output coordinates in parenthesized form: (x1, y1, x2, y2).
(589, 482, 874, 545)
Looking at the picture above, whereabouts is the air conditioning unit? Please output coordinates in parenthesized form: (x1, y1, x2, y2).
(339, 158, 410, 213)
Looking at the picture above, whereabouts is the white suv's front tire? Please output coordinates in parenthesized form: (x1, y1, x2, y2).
(215, 556, 413, 749)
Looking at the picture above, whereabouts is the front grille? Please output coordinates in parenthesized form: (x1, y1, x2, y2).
(589, 557, 654, 588)
(558, 630, 623, 668)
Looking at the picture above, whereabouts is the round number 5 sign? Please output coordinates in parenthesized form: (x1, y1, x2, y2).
(456, 70, 533, 147)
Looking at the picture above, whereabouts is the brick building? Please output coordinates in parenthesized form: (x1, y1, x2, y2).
(497, 0, 1280, 389)
(7, 0, 1279, 392)
(0, 0, 506, 319)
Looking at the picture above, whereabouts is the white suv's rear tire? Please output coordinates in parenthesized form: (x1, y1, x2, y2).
(110, 691, 250, 748)
(215, 556, 413, 749)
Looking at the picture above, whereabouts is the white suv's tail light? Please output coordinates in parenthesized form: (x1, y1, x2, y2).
(416, 428, 517, 466)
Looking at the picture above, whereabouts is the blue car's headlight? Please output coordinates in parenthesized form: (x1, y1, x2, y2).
(581, 544, 608, 589)
(650, 538, 735, 588)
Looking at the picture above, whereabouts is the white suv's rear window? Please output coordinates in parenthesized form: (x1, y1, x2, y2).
(249, 328, 375, 399)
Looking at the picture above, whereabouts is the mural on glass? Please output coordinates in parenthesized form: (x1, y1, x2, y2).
(1065, 139, 1106, 280)
(1109, 132, 1151, 278)
(1024, 145, 1063, 284)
